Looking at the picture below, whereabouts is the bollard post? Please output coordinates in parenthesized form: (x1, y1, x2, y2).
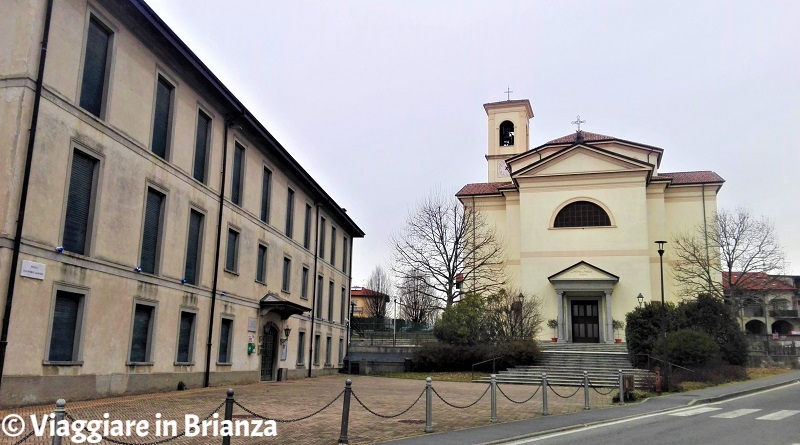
(52, 399, 66, 445)
(222, 389, 234, 445)
(618, 370, 624, 405)
(425, 377, 433, 433)
(542, 372, 549, 416)
(490, 374, 497, 423)
(583, 371, 590, 410)
(338, 379, 352, 444)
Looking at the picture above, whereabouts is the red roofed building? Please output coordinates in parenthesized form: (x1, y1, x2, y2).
(723, 272, 799, 336)
(350, 286, 390, 318)
(457, 98, 726, 344)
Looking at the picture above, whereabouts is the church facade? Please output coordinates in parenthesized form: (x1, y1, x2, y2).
(457, 99, 723, 343)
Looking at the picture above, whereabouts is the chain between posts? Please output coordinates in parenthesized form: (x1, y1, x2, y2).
(496, 384, 541, 404)
(11, 430, 36, 445)
(234, 391, 344, 423)
(548, 385, 582, 399)
(62, 402, 224, 445)
(351, 388, 425, 419)
(586, 378, 617, 395)
(431, 385, 490, 409)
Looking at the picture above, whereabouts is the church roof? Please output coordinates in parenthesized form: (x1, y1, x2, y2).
(456, 182, 514, 197)
(653, 171, 725, 184)
(545, 131, 618, 144)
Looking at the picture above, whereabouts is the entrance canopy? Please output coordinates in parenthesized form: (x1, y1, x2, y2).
(259, 292, 311, 320)
(547, 261, 619, 343)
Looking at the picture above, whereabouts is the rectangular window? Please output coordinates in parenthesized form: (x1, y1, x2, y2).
(129, 303, 155, 363)
(256, 244, 268, 283)
(303, 204, 312, 249)
(285, 188, 295, 238)
(319, 217, 326, 259)
(343, 237, 349, 273)
(140, 188, 165, 275)
(231, 142, 244, 206)
(260, 167, 272, 223)
(338, 338, 344, 365)
(340, 287, 346, 325)
(193, 110, 211, 183)
(282, 257, 291, 292)
(225, 228, 239, 272)
(328, 281, 334, 321)
(63, 150, 97, 255)
(218, 318, 233, 363)
(184, 210, 203, 285)
(151, 75, 174, 159)
(48, 290, 84, 362)
(296, 331, 306, 365)
(79, 16, 112, 118)
(301, 267, 309, 300)
(316, 275, 323, 318)
(313, 334, 320, 365)
(325, 336, 332, 366)
(176, 311, 195, 363)
(330, 226, 337, 265)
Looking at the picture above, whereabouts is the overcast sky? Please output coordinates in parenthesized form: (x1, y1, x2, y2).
(145, 0, 800, 286)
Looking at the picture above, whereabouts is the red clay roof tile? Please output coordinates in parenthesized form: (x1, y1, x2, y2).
(722, 272, 796, 291)
(456, 182, 514, 197)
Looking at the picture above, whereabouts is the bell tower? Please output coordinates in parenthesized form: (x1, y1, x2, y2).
(484, 99, 533, 182)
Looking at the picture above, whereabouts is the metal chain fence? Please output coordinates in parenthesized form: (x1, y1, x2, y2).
(351, 388, 425, 419)
(233, 391, 344, 423)
(431, 384, 490, 409)
(496, 384, 541, 404)
(11, 429, 36, 445)
(548, 385, 582, 399)
(587, 378, 618, 395)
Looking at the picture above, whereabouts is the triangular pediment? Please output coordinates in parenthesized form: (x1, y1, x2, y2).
(510, 145, 653, 179)
(548, 261, 620, 283)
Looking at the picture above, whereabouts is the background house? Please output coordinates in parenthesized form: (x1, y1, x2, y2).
(726, 272, 799, 336)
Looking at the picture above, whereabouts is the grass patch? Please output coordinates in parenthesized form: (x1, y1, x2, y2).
(746, 367, 793, 380)
(372, 371, 490, 382)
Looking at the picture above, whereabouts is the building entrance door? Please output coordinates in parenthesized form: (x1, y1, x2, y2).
(260, 327, 277, 381)
(571, 301, 600, 343)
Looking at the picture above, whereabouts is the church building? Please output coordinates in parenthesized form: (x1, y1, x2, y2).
(457, 99, 724, 343)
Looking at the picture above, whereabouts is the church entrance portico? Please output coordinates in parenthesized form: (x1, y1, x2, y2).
(548, 261, 620, 344)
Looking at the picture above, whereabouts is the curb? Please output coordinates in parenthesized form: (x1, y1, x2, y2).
(686, 378, 800, 405)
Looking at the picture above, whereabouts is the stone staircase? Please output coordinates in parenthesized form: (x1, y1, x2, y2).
(475, 342, 653, 389)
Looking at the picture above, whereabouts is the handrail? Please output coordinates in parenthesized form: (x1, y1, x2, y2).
(471, 356, 504, 381)
(634, 353, 694, 373)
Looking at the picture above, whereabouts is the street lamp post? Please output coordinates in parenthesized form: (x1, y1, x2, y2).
(517, 293, 525, 340)
(655, 240, 668, 391)
(348, 301, 356, 374)
(637, 293, 644, 308)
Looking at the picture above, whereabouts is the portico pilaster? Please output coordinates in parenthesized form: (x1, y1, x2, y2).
(604, 291, 614, 343)
(557, 291, 565, 342)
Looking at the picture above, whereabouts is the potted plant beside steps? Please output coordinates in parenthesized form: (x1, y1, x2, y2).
(547, 319, 559, 342)
(612, 319, 625, 343)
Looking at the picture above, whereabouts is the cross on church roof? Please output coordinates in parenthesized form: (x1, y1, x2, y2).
(505, 87, 513, 101)
(571, 115, 586, 131)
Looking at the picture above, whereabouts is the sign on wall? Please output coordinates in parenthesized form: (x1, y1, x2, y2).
(20, 260, 46, 280)
(248, 317, 257, 332)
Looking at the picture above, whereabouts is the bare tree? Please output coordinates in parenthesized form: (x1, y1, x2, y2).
(364, 265, 392, 319)
(392, 191, 506, 308)
(484, 289, 544, 341)
(396, 270, 438, 324)
(673, 207, 786, 316)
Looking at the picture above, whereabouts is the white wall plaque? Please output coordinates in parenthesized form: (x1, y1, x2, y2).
(248, 317, 257, 332)
(20, 260, 45, 280)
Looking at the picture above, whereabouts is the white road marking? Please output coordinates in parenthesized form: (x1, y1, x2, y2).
(755, 410, 800, 420)
(669, 407, 722, 417)
(710, 408, 762, 418)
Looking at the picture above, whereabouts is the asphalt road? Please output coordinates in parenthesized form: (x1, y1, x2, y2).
(502, 382, 800, 445)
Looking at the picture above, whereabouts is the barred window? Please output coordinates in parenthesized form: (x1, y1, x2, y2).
(554, 201, 611, 228)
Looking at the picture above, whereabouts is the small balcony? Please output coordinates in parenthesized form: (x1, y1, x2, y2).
(769, 309, 799, 318)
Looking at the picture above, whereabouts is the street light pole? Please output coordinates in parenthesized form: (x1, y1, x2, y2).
(348, 301, 356, 374)
(656, 240, 668, 391)
(517, 293, 525, 340)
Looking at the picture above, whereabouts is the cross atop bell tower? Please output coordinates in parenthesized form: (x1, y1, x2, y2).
(483, 98, 534, 182)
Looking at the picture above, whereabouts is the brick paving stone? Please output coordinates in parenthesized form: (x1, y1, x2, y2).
(0, 376, 614, 445)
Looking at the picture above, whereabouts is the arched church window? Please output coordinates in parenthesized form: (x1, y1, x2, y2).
(554, 201, 611, 228)
(500, 121, 515, 146)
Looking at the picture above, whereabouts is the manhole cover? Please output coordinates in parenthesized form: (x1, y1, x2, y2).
(397, 419, 425, 424)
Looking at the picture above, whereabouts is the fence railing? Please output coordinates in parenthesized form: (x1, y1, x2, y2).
(8, 371, 627, 445)
(350, 319, 436, 346)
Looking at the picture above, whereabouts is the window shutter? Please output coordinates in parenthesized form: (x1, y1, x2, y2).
(260, 168, 271, 222)
(257, 245, 267, 282)
(130, 305, 153, 363)
(140, 189, 164, 274)
(218, 319, 231, 362)
(232, 144, 244, 205)
(49, 291, 81, 362)
(226, 230, 238, 271)
(79, 18, 111, 117)
(63, 151, 96, 255)
(285, 189, 294, 237)
(151, 77, 172, 159)
(193, 111, 210, 182)
(184, 210, 203, 285)
(176, 312, 194, 363)
(328, 282, 334, 320)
